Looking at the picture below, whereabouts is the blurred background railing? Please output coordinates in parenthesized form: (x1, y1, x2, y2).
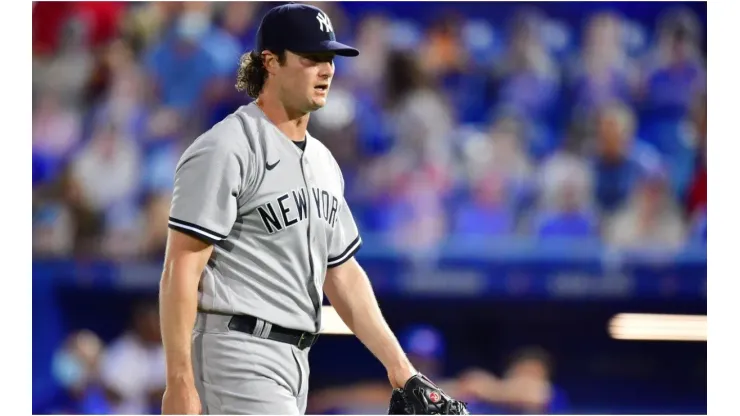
(33, 1, 706, 414)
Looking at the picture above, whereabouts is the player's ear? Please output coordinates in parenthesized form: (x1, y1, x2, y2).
(262, 51, 280, 75)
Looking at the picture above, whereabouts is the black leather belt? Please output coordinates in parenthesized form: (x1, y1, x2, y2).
(225, 314, 320, 350)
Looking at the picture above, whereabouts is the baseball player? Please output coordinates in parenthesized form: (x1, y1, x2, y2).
(159, 3, 467, 415)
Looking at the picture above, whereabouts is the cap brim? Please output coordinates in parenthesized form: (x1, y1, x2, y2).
(318, 40, 360, 57)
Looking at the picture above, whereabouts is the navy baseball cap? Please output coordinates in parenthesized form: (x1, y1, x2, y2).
(256, 3, 359, 57)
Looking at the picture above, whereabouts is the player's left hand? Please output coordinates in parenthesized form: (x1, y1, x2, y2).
(388, 373, 469, 415)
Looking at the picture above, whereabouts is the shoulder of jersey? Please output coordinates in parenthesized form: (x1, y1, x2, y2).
(196, 105, 263, 155)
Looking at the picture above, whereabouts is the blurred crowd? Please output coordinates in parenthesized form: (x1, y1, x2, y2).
(42, 299, 165, 414)
(307, 327, 567, 415)
(32, 2, 707, 260)
(41, 299, 564, 415)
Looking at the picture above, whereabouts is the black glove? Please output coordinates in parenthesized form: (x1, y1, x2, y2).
(388, 373, 469, 415)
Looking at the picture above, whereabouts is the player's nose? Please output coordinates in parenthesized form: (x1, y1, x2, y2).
(317, 61, 334, 79)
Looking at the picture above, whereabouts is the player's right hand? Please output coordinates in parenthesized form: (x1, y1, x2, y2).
(162, 381, 202, 415)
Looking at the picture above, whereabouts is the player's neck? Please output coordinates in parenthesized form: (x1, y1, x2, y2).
(255, 96, 309, 142)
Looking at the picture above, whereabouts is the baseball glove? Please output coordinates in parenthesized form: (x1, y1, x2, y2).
(388, 373, 469, 415)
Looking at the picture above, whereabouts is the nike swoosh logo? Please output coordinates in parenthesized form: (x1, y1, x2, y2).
(266, 160, 280, 170)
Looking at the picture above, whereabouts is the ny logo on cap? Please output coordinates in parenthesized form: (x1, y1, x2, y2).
(316, 12, 334, 33)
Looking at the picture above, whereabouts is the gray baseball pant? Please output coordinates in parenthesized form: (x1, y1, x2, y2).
(191, 312, 311, 415)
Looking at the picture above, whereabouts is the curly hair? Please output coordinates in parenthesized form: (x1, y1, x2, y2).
(235, 50, 287, 99)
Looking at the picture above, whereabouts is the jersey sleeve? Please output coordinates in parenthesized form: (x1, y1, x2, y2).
(168, 127, 247, 244)
(327, 196, 362, 268)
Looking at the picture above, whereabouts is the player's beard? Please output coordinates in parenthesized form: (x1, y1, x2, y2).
(277, 84, 316, 117)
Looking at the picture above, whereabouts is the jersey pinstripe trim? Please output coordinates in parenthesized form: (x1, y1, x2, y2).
(168, 217, 228, 242)
(327, 235, 362, 268)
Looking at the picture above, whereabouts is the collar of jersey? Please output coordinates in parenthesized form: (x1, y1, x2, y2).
(246, 102, 312, 156)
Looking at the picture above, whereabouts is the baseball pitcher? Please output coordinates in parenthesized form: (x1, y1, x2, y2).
(159, 4, 467, 415)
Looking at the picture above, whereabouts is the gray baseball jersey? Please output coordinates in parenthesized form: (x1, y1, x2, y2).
(168, 102, 361, 334)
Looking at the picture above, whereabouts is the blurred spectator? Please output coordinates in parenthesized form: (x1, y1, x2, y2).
(33, 88, 83, 185)
(604, 167, 687, 251)
(420, 13, 469, 78)
(67, 120, 142, 258)
(100, 299, 166, 414)
(144, 2, 218, 115)
(459, 346, 568, 414)
(199, 2, 261, 125)
(342, 15, 396, 162)
(485, 114, 535, 202)
(33, 165, 104, 258)
(89, 39, 149, 139)
(685, 92, 706, 217)
(33, 14, 95, 109)
(345, 15, 391, 92)
(202, 2, 257, 75)
(120, 2, 183, 53)
(310, 334, 569, 415)
(381, 172, 450, 254)
(569, 12, 638, 112)
(71, 121, 141, 214)
(384, 50, 455, 168)
(641, 7, 705, 115)
(534, 137, 597, 239)
(638, 8, 705, 198)
(307, 325, 456, 415)
(591, 101, 662, 212)
(456, 113, 535, 235)
(39, 330, 111, 414)
(453, 175, 516, 237)
(421, 13, 490, 124)
(489, 8, 559, 123)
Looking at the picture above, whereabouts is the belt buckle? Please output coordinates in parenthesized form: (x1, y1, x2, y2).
(298, 332, 316, 349)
